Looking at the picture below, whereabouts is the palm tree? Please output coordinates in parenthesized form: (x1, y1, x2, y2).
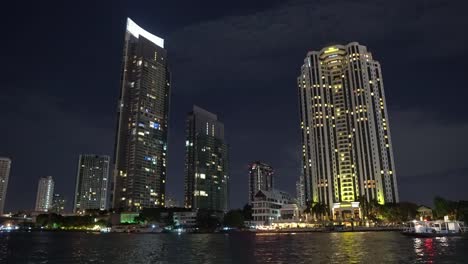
(357, 196, 369, 221)
(312, 202, 329, 221)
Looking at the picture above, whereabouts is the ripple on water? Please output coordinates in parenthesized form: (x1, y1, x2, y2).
(1, 231, 467, 263)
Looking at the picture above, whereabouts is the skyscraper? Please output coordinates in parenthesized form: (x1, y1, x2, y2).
(113, 18, 171, 211)
(248, 161, 274, 204)
(298, 42, 398, 220)
(185, 106, 229, 212)
(0, 157, 11, 215)
(35, 176, 54, 212)
(51, 194, 66, 215)
(74, 155, 110, 212)
(296, 176, 305, 208)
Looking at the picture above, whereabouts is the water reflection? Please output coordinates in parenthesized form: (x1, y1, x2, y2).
(413, 238, 435, 263)
(0, 232, 466, 263)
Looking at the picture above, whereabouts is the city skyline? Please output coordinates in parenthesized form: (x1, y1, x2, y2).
(1, 0, 468, 212)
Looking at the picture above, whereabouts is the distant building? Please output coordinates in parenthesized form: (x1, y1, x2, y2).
(417, 206, 433, 220)
(35, 176, 54, 212)
(252, 189, 292, 226)
(298, 43, 399, 220)
(184, 106, 229, 212)
(51, 194, 66, 215)
(296, 176, 305, 208)
(0, 157, 11, 215)
(74, 154, 110, 212)
(173, 211, 197, 227)
(248, 161, 274, 204)
(112, 18, 171, 211)
(165, 195, 180, 208)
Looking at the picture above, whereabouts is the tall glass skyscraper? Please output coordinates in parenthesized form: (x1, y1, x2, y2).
(0, 157, 11, 215)
(248, 161, 274, 204)
(113, 18, 171, 211)
(184, 106, 229, 212)
(35, 176, 54, 212)
(74, 154, 110, 212)
(298, 42, 398, 220)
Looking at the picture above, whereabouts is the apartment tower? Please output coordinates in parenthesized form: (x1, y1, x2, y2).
(298, 42, 398, 219)
(112, 18, 171, 211)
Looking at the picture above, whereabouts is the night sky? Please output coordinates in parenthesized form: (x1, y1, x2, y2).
(2, 0, 468, 212)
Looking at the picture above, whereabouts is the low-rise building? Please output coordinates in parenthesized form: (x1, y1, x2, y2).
(280, 203, 300, 221)
(252, 189, 292, 226)
(417, 206, 433, 220)
(173, 211, 197, 227)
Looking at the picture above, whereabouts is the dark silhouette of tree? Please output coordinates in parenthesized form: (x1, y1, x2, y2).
(196, 209, 221, 230)
(224, 209, 245, 228)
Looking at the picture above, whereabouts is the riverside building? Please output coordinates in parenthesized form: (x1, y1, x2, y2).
(74, 155, 110, 212)
(184, 106, 229, 212)
(298, 42, 399, 220)
(112, 18, 171, 211)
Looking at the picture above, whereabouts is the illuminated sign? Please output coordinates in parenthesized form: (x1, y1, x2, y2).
(126, 18, 164, 48)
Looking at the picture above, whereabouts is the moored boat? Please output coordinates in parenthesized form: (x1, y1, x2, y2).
(402, 220, 466, 237)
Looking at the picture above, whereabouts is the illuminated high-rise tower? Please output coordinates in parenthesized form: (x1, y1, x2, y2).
(74, 154, 110, 212)
(298, 42, 398, 220)
(184, 106, 229, 212)
(35, 176, 54, 212)
(248, 161, 274, 204)
(0, 157, 11, 215)
(113, 18, 171, 211)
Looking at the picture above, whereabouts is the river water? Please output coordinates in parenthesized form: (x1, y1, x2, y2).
(1, 231, 467, 263)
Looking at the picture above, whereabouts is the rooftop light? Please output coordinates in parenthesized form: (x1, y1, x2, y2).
(126, 18, 164, 48)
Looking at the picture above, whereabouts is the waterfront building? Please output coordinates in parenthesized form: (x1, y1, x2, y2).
(51, 194, 66, 215)
(74, 155, 110, 212)
(173, 211, 197, 227)
(0, 157, 11, 215)
(112, 18, 171, 211)
(296, 176, 306, 208)
(35, 176, 54, 212)
(279, 203, 301, 221)
(298, 42, 399, 220)
(252, 189, 293, 226)
(184, 106, 229, 212)
(248, 161, 274, 204)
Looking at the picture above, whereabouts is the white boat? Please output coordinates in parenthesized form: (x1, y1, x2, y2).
(402, 220, 467, 237)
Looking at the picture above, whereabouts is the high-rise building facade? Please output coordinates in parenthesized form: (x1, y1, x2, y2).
(248, 161, 274, 204)
(52, 194, 66, 215)
(0, 157, 11, 215)
(35, 176, 54, 212)
(296, 176, 306, 208)
(184, 106, 229, 212)
(113, 18, 171, 211)
(74, 155, 110, 212)
(298, 42, 398, 219)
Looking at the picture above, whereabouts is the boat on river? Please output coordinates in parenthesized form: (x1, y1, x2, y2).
(402, 220, 466, 237)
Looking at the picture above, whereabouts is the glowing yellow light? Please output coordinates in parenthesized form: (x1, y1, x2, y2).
(324, 47, 339, 54)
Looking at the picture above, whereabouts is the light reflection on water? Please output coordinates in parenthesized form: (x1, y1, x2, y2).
(0, 231, 467, 263)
